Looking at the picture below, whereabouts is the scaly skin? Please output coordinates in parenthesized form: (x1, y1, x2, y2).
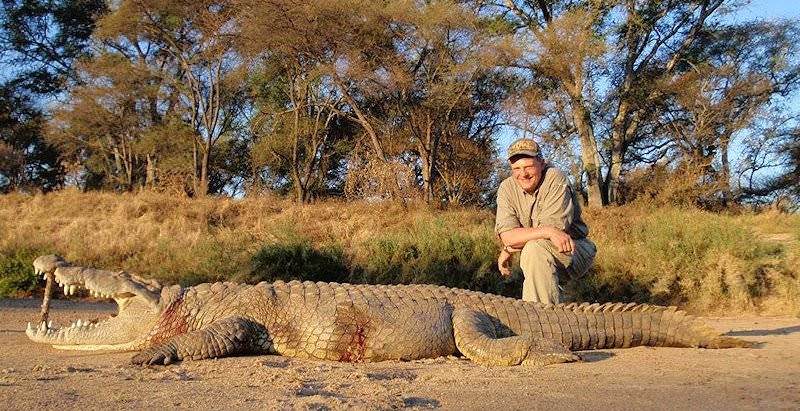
(26, 255, 754, 366)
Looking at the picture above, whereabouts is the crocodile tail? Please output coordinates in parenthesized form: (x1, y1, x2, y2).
(562, 302, 755, 350)
(673, 316, 756, 348)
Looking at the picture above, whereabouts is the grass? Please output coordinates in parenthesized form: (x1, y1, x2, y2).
(0, 189, 798, 315)
(584, 206, 799, 314)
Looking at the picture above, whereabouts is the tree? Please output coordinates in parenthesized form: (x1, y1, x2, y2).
(0, 85, 62, 192)
(248, 56, 353, 202)
(500, 3, 608, 206)
(637, 20, 800, 207)
(1, 0, 107, 94)
(48, 53, 183, 190)
(499, 0, 800, 208)
(96, 0, 247, 196)
(240, 0, 514, 204)
(0, 0, 107, 193)
(736, 122, 800, 210)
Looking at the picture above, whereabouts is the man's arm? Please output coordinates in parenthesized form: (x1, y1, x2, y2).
(499, 226, 550, 248)
(499, 226, 573, 254)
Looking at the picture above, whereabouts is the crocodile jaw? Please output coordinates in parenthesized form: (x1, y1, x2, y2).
(25, 296, 159, 350)
(27, 255, 162, 349)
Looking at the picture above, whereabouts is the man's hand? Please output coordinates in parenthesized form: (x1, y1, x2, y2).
(544, 226, 574, 254)
(497, 248, 513, 277)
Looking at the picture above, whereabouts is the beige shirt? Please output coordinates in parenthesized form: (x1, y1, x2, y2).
(494, 166, 589, 239)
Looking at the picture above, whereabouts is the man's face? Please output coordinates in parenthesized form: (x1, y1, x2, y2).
(510, 156, 545, 193)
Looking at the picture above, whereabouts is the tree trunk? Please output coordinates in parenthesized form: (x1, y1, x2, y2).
(192, 139, 200, 196)
(197, 147, 210, 197)
(145, 154, 156, 188)
(607, 100, 631, 205)
(571, 99, 604, 208)
(332, 75, 386, 162)
(421, 120, 438, 204)
(719, 133, 732, 206)
(421, 156, 434, 204)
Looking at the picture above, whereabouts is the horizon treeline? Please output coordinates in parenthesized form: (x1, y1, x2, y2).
(1, 0, 799, 209)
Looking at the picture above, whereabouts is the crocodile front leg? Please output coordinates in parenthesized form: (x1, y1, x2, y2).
(452, 308, 580, 366)
(131, 316, 269, 365)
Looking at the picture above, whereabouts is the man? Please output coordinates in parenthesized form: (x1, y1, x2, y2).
(495, 138, 596, 304)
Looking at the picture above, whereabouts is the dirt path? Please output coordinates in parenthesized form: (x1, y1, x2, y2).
(1, 298, 798, 410)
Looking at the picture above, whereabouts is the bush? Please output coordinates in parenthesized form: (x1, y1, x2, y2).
(585, 206, 799, 314)
(351, 217, 512, 295)
(0, 249, 43, 297)
(247, 238, 349, 284)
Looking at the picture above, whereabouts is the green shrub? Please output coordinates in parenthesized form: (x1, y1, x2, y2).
(247, 237, 349, 284)
(352, 217, 513, 296)
(0, 249, 43, 297)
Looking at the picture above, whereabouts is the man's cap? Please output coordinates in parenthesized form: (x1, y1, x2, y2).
(507, 138, 541, 160)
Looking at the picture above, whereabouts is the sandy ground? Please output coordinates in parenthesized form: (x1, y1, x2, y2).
(0, 298, 798, 410)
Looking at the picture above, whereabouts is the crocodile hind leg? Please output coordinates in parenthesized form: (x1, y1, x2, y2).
(131, 316, 269, 365)
(452, 308, 580, 366)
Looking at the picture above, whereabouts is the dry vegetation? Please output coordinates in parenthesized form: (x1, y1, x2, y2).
(1, 190, 798, 315)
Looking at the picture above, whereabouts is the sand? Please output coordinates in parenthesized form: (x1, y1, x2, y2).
(0, 298, 798, 410)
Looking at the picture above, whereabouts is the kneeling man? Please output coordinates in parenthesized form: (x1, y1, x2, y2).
(495, 138, 596, 304)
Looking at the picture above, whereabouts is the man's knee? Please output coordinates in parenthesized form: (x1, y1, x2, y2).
(521, 238, 553, 255)
(520, 239, 557, 264)
(519, 239, 558, 274)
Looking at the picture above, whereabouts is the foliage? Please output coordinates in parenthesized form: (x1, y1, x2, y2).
(2, 0, 798, 206)
(584, 205, 799, 314)
(248, 239, 349, 284)
(352, 216, 504, 293)
(0, 85, 63, 192)
(0, 248, 43, 297)
(0, 0, 108, 94)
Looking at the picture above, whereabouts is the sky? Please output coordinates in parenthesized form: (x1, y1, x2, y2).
(730, 0, 800, 21)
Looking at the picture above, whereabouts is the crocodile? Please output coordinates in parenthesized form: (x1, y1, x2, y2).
(26, 255, 753, 366)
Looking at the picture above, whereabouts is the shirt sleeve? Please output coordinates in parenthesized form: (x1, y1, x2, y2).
(536, 170, 575, 233)
(495, 181, 521, 236)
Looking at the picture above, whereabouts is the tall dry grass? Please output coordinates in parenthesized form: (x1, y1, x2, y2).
(584, 206, 799, 314)
(1, 189, 798, 314)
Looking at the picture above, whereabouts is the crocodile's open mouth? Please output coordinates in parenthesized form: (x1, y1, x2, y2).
(26, 255, 162, 350)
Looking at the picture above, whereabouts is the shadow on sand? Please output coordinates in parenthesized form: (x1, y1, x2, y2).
(726, 325, 800, 337)
(577, 351, 615, 363)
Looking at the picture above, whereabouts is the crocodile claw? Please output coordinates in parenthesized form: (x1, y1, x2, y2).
(131, 346, 178, 366)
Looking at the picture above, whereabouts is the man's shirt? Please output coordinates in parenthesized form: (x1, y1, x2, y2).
(494, 166, 589, 239)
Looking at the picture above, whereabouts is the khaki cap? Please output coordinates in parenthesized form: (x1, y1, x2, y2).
(507, 138, 541, 160)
